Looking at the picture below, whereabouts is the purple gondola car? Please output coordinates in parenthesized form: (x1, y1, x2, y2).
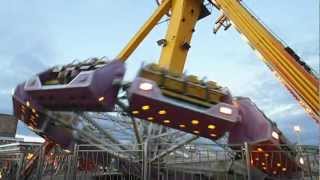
(12, 60, 126, 149)
(13, 85, 75, 149)
(228, 97, 299, 176)
(23, 60, 125, 111)
(128, 77, 241, 139)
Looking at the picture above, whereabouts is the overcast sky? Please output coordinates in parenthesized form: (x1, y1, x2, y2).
(0, 0, 319, 144)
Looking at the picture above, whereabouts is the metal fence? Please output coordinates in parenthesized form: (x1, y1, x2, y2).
(0, 143, 318, 180)
(144, 143, 249, 180)
(0, 152, 23, 180)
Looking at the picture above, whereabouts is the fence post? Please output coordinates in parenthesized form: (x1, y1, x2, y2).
(15, 153, 24, 180)
(69, 144, 78, 180)
(143, 140, 149, 180)
(244, 142, 252, 180)
(35, 146, 44, 180)
(305, 154, 313, 180)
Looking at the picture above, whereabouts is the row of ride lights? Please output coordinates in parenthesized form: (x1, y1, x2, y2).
(138, 82, 233, 114)
(138, 82, 288, 146)
(24, 101, 71, 152)
(253, 148, 288, 174)
(22, 101, 39, 130)
(264, 130, 297, 175)
(131, 105, 219, 138)
(132, 82, 235, 137)
(254, 146, 305, 174)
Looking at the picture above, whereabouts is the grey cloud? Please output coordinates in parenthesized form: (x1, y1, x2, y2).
(0, 1, 53, 139)
(0, 0, 53, 113)
(0, 53, 48, 115)
(276, 113, 320, 145)
(292, 39, 319, 73)
(10, 52, 47, 76)
(237, 69, 319, 145)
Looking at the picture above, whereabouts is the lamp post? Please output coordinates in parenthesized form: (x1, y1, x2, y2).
(293, 125, 301, 146)
(293, 125, 304, 178)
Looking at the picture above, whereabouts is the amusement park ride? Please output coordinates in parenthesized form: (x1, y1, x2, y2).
(11, 0, 319, 178)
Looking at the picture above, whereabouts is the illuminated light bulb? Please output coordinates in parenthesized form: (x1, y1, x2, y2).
(264, 153, 269, 157)
(26, 153, 34, 160)
(64, 149, 71, 153)
(210, 133, 217, 137)
(208, 124, 216, 129)
(276, 163, 281, 167)
(193, 130, 200, 134)
(219, 106, 232, 115)
(32, 108, 36, 113)
(282, 167, 287, 171)
(257, 148, 263, 152)
(35, 114, 39, 118)
(255, 157, 259, 161)
(299, 157, 304, 165)
(191, 120, 199, 125)
(158, 110, 166, 115)
(147, 117, 154, 121)
(263, 167, 267, 170)
(294, 125, 301, 133)
(179, 124, 186, 128)
(261, 162, 265, 166)
(132, 110, 139, 115)
(272, 131, 279, 140)
(139, 82, 153, 91)
(163, 120, 170, 124)
(98, 96, 105, 102)
(142, 105, 150, 111)
(26, 101, 30, 107)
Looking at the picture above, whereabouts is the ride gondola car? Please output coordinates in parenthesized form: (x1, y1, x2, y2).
(128, 64, 241, 139)
(22, 58, 125, 111)
(228, 97, 300, 176)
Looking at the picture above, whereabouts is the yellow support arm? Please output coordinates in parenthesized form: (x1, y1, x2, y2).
(158, 0, 202, 74)
(213, 0, 320, 122)
(117, 0, 203, 74)
(117, 0, 171, 61)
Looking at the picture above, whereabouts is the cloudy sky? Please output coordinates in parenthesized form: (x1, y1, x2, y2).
(0, 0, 319, 144)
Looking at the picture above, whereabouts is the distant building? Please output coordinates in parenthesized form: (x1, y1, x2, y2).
(0, 114, 20, 144)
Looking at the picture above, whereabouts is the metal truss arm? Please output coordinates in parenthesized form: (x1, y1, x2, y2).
(149, 135, 199, 163)
(212, 0, 320, 122)
(117, 0, 172, 61)
(79, 113, 127, 150)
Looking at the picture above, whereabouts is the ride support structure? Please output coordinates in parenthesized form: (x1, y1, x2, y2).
(117, 0, 320, 123)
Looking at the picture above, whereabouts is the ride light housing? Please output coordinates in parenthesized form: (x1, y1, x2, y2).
(219, 106, 233, 115)
(272, 131, 279, 140)
(139, 82, 153, 91)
